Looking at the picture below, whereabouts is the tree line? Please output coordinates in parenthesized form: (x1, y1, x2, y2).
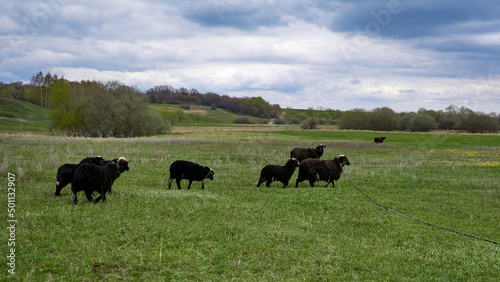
(337, 106, 499, 133)
(147, 85, 282, 119)
(1, 71, 498, 134)
(1, 72, 166, 137)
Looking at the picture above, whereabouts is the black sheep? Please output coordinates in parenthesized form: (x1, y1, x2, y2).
(168, 160, 214, 190)
(290, 144, 326, 162)
(71, 161, 122, 204)
(54, 156, 129, 197)
(54, 156, 107, 197)
(295, 155, 350, 188)
(256, 158, 299, 188)
(374, 136, 386, 144)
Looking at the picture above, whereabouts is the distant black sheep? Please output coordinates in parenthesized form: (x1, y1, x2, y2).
(168, 160, 214, 190)
(374, 136, 386, 144)
(290, 144, 326, 162)
(256, 158, 299, 188)
(295, 155, 350, 188)
(54, 156, 129, 197)
(71, 160, 123, 204)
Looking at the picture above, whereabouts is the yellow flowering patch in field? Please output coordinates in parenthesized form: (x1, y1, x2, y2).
(438, 149, 500, 167)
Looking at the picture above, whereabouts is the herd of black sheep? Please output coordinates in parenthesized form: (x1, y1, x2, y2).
(54, 137, 386, 204)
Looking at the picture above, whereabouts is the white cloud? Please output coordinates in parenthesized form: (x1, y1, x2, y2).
(1, 0, 499, 113)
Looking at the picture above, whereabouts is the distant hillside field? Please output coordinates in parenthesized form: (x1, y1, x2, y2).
(149, 103, 270, 126)
(0, 97, 50, 132)
(0, 98, 273, 133)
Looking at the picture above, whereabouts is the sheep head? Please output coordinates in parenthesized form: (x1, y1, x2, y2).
(286, 158, 299, 169)
(316, 144, 326, 153)
(205, 168, 214, 180)
(339, 155, 350, 166)
(117, 157, 129, 172)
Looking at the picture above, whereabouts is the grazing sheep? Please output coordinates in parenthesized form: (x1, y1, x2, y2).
(256, 158, 299, 188)
(290, 144, 327, 162)
(71, 161, 123, 204)
(168, 160, 214, 190)
(54, 156, 107, 197)
(374, 136, 386, 144)
(295, 155, 350, 188)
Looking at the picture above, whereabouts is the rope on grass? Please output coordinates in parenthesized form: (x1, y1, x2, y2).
(341, 170, 499, 246)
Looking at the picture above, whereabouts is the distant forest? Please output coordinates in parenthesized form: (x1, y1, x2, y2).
(146, 85, 281, 119)
(1, 71, 499, 134)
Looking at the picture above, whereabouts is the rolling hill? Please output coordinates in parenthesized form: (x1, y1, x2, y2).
(0, 97, 272, 133)
(0, 97, 50, 132)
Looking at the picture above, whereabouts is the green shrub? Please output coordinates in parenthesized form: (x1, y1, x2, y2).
(408, 114, 438, 132)
(233, 117, 252, 124)
(273, 118, 287, 125)
(300, 117, 319, 129)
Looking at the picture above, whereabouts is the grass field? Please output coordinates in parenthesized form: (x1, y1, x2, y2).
(1, 126, 499, 280)
(0, 97, 50, 133)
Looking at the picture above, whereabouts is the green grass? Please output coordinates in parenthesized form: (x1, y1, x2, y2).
(0, 97, 50, 132)
(0, 99, 269, 134)
(149, 103, 269, 126)
(1, 128, 499, 280)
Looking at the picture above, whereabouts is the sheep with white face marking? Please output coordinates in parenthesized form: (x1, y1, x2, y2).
(290, 144, 326, 162)
(54, 156, 129, 197)
(295, 155, 350, 188)
(256, 158, 299, 188)
(70, 159, 126, 204)
(168, 160, 214, 190)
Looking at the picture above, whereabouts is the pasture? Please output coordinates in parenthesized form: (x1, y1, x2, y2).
(1, 128, 499, 280)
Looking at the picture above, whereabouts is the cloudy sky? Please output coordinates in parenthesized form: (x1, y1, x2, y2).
(1, 0, 499, 112)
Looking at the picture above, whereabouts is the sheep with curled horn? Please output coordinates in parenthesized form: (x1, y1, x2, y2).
(295, 155, 350, 188)
(290, 144, 327, 162)
(256, 158, 299, 188)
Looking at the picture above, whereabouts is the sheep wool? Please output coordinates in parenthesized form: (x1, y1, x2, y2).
(296, 155, 350, 188)
(71, 162, 122, 204)
(290, 144, 327, 162)
(168, 160, 214, 190)
(257, 158, 299, 188)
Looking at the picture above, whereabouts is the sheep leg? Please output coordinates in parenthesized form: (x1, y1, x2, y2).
(72, 192, 78, 205)
(167, 177, 173, 189)
(265, 180, 272, 187)
(94, 193, 106, 203)
(308, 178, 315, 187)
(282, 181, 288, 188)
(176, 178, 182, 189)
(200, 180, 205, 190)
(256, 176, 264, 187)
(85, 191, 94, 203)
(94, 189, 106, 203)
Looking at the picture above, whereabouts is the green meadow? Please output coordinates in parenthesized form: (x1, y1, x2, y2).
(1, 97, 499, 280)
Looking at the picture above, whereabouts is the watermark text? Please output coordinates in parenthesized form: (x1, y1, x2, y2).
(7, 172, 17, 275)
